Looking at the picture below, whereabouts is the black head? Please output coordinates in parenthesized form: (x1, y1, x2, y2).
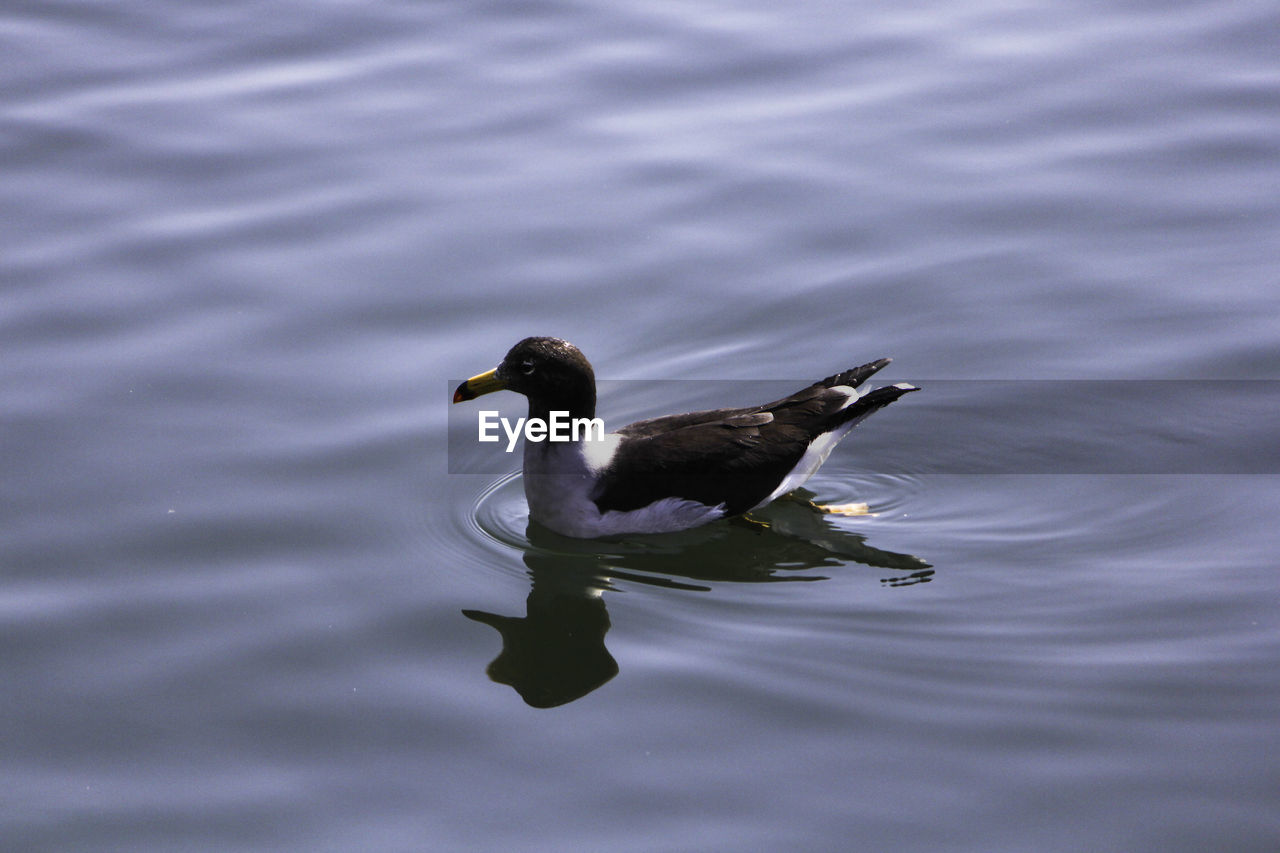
(453, 337, 596, 419)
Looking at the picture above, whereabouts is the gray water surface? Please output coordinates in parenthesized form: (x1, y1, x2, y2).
(3, 1, 1279, 850)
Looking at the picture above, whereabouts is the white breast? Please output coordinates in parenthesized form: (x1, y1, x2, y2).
(522, 438, 725, 538)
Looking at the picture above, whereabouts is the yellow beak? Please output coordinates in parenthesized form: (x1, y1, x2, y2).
(453, 368, 506, 403)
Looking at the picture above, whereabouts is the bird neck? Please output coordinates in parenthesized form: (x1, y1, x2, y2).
(527, 390, 596, 423)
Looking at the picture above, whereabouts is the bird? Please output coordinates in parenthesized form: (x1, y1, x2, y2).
(452, 337, 917, 539)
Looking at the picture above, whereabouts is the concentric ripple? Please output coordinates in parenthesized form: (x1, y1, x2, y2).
(471, 469, 927, 552)
(460, 465, 938, 593)
(470, 470, 531, 551)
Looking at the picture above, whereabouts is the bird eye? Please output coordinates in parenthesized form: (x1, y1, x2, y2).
(519, 359, 536, 375)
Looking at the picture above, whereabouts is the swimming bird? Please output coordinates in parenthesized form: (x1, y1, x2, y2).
(453, 337, 917, 539)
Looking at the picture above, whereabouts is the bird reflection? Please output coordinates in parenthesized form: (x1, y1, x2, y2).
(463, 489, 931, 708)
(463, 560, 617, 709)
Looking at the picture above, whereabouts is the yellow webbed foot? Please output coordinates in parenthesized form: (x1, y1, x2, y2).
(815, 501, 875, 517)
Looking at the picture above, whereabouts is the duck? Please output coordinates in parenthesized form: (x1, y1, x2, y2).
(453, 337, 916, 538)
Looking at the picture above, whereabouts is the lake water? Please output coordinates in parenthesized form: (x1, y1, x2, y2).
(3, 0, 1279, 850)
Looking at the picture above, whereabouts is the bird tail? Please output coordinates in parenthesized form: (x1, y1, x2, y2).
(833, 381, 919, 428)
(821, 357, 893, 389)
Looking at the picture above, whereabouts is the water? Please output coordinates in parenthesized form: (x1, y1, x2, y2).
(3, 0, 1279, 849)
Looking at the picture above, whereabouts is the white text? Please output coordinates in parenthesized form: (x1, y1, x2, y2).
(478, 411, 605, 452)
